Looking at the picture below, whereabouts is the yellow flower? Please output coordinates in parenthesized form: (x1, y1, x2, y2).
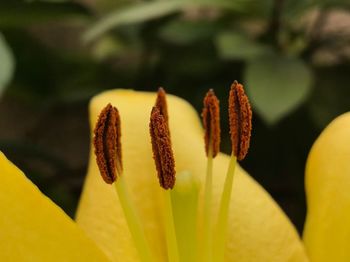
(303, 112, 350, 261)
(0, 89, 348, 261)
(0, 152, 109, 261)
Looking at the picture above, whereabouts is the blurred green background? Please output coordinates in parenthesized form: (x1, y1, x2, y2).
(0, 0, 349, 232)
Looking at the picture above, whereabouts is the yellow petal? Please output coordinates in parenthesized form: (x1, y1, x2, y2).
(76, 89, 307, 261)
(303, 112, 350, 261)
(0, 152, 110, 262)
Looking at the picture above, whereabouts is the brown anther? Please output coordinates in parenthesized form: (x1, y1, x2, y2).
(149, 107, 176, 189)
(229, 81, 252, 161)
(202, 89, 221, 158)
(155, 87, 168, 123)
(93, 103, 122, 184)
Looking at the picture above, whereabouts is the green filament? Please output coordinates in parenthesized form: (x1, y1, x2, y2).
(214, 154, 237, 262)
(114, 175, 154, 262)
(163, 189, 180, 262)
(171, 171, 199, 262)
(202, 144, 214, 262)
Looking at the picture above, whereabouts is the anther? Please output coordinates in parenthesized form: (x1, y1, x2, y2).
(155, 87, 168, 123)
(149, 106, 176, 189)
(228, 81, 252, 161)
(202, 89, 221, 158)
(93, 103, 122, 184)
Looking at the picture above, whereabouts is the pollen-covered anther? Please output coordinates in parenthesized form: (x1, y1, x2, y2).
(229, 81, 252, 161)
(149, 106, 176, 189)
(93, 103, 122, 184)
(202, 89, 221, 158)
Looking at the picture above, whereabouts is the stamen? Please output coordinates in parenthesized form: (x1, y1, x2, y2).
(202, 89, 221, 158)
(149, 106, 176, 190)
(93, 103, 122, 184)
(201, 89, 221, 262)
(150, 97, 179, 262)
(93, 104, 154, 262)
(214, 81, 252, 262)
(229, 80, 252, 161)
(155, 87, 169, 122)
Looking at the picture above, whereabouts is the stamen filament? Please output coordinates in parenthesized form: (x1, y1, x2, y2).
(114, 175, 154, 262)
(170, 171, 199, 262)
(214, 154, 237, 262)
(202, 140, 213, 262)
(163, 190, 180, 262)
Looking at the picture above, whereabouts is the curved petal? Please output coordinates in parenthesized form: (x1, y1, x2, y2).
(0, 152, 110, 261)
(76, 89, 307, 262)
(303, 112, 350, 261)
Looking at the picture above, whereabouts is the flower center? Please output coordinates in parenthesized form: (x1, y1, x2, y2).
(93, 82, 252, 262)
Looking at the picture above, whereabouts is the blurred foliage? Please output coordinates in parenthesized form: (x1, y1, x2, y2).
(245, 55, 313, 124)
(0, 34, 14, 96)
(0, 0, 349, 229)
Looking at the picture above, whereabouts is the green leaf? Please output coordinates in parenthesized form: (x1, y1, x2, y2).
(245, 55, 313, 125)
(0, 34, 15, 97)
(159, 20, 218, 45)
(83, 0, 255, 43)
(216, 32, 271, 60)
(91, 36, 127, 61)
(83, 1, 186, 43)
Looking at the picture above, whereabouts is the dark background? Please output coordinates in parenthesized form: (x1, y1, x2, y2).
(0, 0, 350, 233)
